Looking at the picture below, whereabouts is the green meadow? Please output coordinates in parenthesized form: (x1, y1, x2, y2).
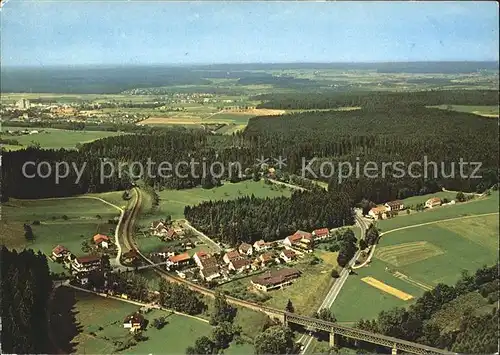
(1, 195, 122, 273)
(332, 192, 499, 322)
(1, 126, 124, 150)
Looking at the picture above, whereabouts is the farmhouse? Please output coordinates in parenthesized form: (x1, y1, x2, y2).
(122, 250, 140, 264)
(168, 253, 191, 268)
(194, 251, 218, 270)
(71, 255, 102, 274)
(93, 234, 110, 248)
(200, 265, 221, 281)
(280, 249, 297, 263)
(425, 197, 442, 209)
(259, 251, 277, 267)
(384, 200, 404, 211)
(312, 228, 330, 241)
(52, 245, 69, 260)
(229, 257, 252, 273)
(123, 312, 146, 332)
(251, 268, 301, 292)
(238, 243, 253, 256)
(223, 250, 241, 264)
(150, 220, 168, 237)
(284, 230, 313, 250)
(253, 239, 272, 252)
(369, 206, 388, 220)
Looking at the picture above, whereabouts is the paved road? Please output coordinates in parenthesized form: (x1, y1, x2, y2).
(268, 179, 307, 191)
(300, 211, 370, 353)
(178, 219, 222, 253)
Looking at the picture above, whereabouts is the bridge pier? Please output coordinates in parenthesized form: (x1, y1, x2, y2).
(391, 345, 397, 355)
(329, 332, 336, 348)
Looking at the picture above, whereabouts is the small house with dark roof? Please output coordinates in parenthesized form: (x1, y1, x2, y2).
(123, 312, 146, 332)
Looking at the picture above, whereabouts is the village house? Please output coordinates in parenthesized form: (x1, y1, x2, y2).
(122, 250, 140, 264)
(384, 200, 404, 212)
(93, 234, 110, 248)
(156, 246, 175, 259)
(71, 255, 102, 274)
(167, 253, 191, 268)
(52, 245, 69, 261)
(229, 257, 252, 273)
(251, 268, 301, 292)
(425, 197, 442, 209)
(123, 312, 146, 333)
(259, 251, 278, 267)
(194, 251, 218, 270)
(150, 220, 168, 237)
(368, 206, 388, 220)
(312, 228, 330, 241)
(200, 265, 221, 281)
(280, 249, 297, 263)
(238, 243, 253, 256)
(223, 250, 241, 264)
(284, 230, 313, 250)
(253, 239, 272, 252)
(181, 239, 194, 249)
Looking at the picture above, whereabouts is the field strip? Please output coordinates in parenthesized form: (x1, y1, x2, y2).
(392, 271, 433, 291)
(353, 212, 499, 269)
(361, 277, 413, 301)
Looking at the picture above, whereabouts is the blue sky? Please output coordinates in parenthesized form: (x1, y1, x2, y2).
(1, 1, 498, 66)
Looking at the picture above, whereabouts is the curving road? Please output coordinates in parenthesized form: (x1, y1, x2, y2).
(299, 211, 370, 353)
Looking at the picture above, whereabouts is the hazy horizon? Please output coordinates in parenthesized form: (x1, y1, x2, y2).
(1, 1, 499, 67)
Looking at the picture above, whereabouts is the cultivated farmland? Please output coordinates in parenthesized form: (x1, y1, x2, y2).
(331, 193, 499, 322)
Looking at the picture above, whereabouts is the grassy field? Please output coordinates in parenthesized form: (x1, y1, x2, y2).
(377, 192, 499, 231)
(1, 194, 122, 272)
(398, 191, 458, 208)
(54, 288, 212, 354)
(331, 193, 499, 322)
(140, 180, 292, 225)
(0, 126, 124, 150)
(430, 104, 499, 118)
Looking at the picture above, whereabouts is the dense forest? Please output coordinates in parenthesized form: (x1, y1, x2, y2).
(254, 89, 499, 110)
(355, 264, 499, 353)
(243, 106, 498, 201)
(2, 91, 498, 204)
(184, 190, 354, 245)
(0, 247, 53, 353)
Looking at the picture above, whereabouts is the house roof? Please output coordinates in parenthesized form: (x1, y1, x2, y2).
(201, 265, 220, 278)
(76, 255, 101, 264)
(230, 257, 251, 269)
(385, 200, 403, 207)
(52, 245, 68, 255)
(252, 268, 300, 286)
(260, 252, 275, 262)
(313, 228, 329, 237)
(370, 206, 387, 214)
(195, 251, 208, 259)
(282, 249, 296, 258)
(426, 197, 442, 204)
(122, 250, 139, 259)
(200, 256, 218, 269)
(93, 234, 110, 244)
(224, 250, 241, 260)
(166, 229, 177, 238)
(288, 230, 313, 243)
(124, 312, 145, 324)
(239, 243, 252, 252)
(169, 253, 190, 263)
(151, 220, 164, 229)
